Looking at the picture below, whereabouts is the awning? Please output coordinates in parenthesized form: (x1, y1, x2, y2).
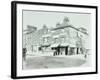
(50, 43, 60, 47)
(40, 44, 50, 47)
(60, 43, 69, 47)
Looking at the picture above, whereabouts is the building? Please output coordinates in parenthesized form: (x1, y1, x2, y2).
(23, 17, 89, 56)
(39, 17, 89, 56)
(23, 25, 38, 54)
(50, 25, 88, 56)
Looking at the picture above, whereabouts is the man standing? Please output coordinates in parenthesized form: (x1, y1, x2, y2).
(23, 48, 27, 61)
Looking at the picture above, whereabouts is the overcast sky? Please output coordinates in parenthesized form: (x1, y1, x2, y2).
(23, 10, 91, 32)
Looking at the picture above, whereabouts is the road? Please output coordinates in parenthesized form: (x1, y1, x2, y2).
(23, 54, 90, 70)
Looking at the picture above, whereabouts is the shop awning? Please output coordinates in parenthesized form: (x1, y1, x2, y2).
(40, 44, 50, 47)
(50, 43, 60, 47)
(60, 43, 69, 47)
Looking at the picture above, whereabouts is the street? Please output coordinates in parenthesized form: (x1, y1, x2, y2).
(23, 54, 91, 70)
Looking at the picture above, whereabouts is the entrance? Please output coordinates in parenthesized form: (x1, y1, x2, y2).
(69, 47, 75, 55)
(65, 46, 68, 55)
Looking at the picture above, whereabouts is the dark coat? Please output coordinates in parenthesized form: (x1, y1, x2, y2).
(23, 48, 27, 57)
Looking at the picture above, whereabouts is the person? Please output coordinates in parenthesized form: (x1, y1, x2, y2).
(53, 50, 57, 56)
(84, 48, 87, 59)
(53, 45, 61, 56)
(57, 45, 60, 55)
(23, 48, 27, 61)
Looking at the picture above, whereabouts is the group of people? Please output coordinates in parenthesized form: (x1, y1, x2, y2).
(52, 45, 68, 56)
(22, 46, 89, 59)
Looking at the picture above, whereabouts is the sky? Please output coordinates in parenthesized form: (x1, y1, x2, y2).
(23, 10, 91, 32)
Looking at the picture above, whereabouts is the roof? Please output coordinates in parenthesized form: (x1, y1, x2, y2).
(51, 25, 88, 35)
